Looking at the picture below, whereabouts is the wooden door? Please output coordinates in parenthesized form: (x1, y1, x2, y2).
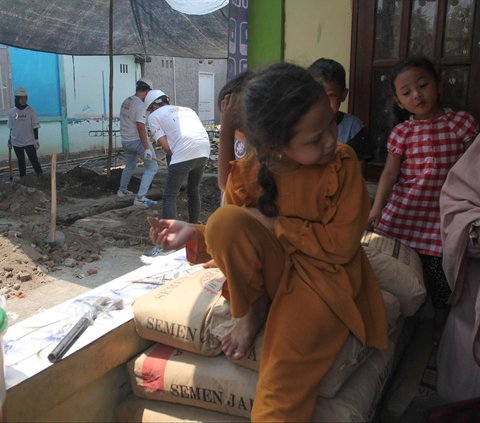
(198, 72, 215, 124)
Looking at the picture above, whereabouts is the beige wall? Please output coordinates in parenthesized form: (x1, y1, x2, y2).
(284, 0, 353, 111)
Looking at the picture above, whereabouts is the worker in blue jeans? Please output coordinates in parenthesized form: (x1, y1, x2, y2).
(117, 78, 158, 207)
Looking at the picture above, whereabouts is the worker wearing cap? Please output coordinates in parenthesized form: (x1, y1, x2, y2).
(117, 77, 159, 207)
(145, 90, 210, 223)
(7, 87, 43, 178)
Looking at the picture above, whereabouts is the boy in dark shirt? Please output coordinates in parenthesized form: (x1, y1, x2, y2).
(308, 58, 372, 172)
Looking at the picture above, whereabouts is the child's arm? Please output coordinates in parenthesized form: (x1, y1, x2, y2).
(368, 153, 401, 228)
(217, 93, 237, 191)
(274, 156, 370, 265)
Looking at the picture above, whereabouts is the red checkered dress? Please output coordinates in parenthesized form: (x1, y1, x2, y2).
(377, 109, 478, 256)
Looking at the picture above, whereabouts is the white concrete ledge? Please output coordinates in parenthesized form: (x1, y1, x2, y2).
(4, 248, 198, 422)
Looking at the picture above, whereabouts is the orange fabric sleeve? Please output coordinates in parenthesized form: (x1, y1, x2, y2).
(274, 150, 369, 265)
(223, 152, 260, 206)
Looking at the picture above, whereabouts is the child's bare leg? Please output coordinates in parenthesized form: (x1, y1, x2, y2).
(221, 294, 270, 359)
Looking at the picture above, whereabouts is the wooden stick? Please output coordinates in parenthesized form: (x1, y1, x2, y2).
(49, 152, 57, 244)
(8, 145, 13, 181)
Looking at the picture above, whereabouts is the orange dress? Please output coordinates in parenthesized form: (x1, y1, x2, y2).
(187, 143, 388, 421)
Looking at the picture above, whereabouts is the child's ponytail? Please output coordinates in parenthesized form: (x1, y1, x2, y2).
(256, 153, 278, 217)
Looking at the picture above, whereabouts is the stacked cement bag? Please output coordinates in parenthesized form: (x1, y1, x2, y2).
(361, 230, 426, 316)
(124, 328, 400, 422)
(119, 234, 426, 422)
(131, 268, 400, 399)
(128, 343, 257, 419)
(132, 268, 229, 356)
(214, 290, 400, 399)
(116, 396, 248, 422)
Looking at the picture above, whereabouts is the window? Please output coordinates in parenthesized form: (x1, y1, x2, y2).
(120, 63, 128, 73)
(0, 46, 13, 112)
(351, 0, 480, 163)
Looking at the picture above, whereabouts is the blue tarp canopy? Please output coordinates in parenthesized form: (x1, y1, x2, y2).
(0, 0, 228, 58)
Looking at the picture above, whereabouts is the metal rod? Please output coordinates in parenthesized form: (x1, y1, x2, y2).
(47, 316, 90, 363)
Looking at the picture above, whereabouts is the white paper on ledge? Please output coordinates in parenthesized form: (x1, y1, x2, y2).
(3, 248, 205, 390)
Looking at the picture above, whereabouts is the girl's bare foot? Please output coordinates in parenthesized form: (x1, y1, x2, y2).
(221, 295, 270, 360)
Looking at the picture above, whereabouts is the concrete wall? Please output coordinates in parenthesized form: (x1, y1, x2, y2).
(5, 321, 152, 422)
(0, 52, 138, 160)
(0, 51, 227, 162)
(246, 0, 353, 111)
(284, 0, 353, 112)
(144, 56, 227, 124)
(62, 55, 137, 154)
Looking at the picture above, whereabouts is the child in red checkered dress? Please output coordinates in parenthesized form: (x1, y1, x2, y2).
(368, 56, 479, 342)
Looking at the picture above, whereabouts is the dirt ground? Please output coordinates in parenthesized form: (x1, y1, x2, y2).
(0, 155, 221, 317)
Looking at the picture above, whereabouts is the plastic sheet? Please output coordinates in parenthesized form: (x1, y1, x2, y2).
(47, 294, 124, 363)
(0, 0, 228, 57)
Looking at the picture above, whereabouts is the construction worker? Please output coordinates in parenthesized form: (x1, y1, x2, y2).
(144, 90, 210, 223)
(7, 87, 43, 179)
(117, 77, 158, 207)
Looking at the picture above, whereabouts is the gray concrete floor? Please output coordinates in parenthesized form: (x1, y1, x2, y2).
(377, 302, 451, 423)
(6, 246, 146, 323)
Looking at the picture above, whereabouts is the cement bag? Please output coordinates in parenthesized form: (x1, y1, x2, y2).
(313, 338, 397, 422)
(362, 230, 426, 316)
(132, 268, 231, 356)
(218, 290, 400, 399)
(128, 344, 258, 419)
(116, 395, 248, 422)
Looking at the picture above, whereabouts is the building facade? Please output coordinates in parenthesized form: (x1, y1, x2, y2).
(0, 46, 226, 162)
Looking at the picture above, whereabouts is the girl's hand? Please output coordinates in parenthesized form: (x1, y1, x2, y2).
(220, 93, 238, 133)
(148, 217, 195, 250)
(367, 207, 382, 230)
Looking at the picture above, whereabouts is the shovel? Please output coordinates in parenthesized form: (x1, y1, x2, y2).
(46, 152, 65, 247)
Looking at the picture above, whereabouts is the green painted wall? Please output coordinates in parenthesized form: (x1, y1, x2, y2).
(248, 0, 284, 68)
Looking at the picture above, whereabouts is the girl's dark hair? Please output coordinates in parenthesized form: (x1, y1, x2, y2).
(241, 62, 326, 216)
(390, 56, 440, 123)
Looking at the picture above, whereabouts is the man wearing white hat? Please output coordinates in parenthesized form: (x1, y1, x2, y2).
(117, 77, 159, 207)
(7, 87, 43, 178)
(145, 90, 210, 223)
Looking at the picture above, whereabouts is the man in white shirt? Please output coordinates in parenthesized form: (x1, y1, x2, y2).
(145, 90, 210, 223)
(117, 78, 159, 207)
(7, 87, 43, 178)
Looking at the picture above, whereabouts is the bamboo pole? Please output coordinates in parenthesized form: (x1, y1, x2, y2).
(107, 0, 113, 179)
(49, 152, 57, 244)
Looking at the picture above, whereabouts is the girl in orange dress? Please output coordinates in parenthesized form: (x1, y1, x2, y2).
(149, 62, 388, 422)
